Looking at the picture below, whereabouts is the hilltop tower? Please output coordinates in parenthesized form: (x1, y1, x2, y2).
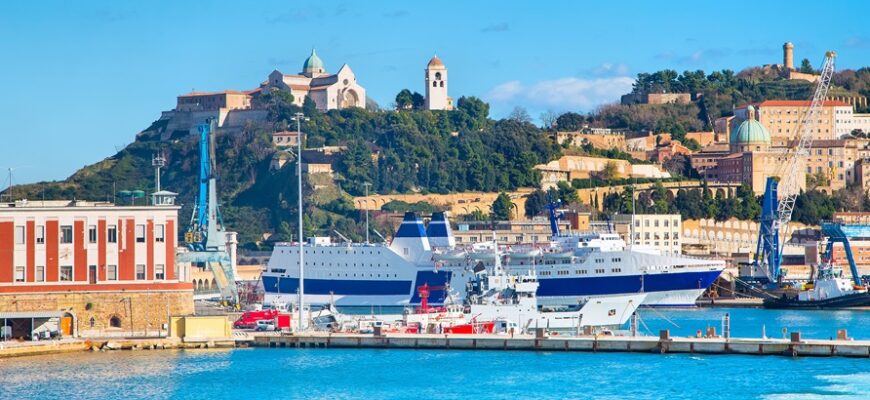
(783, 42, 794, 71)
(425, 56, 453, 110)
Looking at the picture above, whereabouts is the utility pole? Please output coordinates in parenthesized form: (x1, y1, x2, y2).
(291, 112, 309, 331)
(363, 182, 371, 244)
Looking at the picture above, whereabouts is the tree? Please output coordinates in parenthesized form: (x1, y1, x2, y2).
(663, 154, 691, 177)
(651, 181, 670, 214)
(735, 183, 761, 220)
(851, 129, 867, 139)
(539, 110, 558, 130)
(598, 160, 619, 183)
(411, 92, 425, 109)
(302, 96, 318, 116)
(508, 106, 532, 124)
(395, 89, 414, 110)
(491, 192, 514, 221)
(799, 58, 815, 74)
(524, 189, 547, 218)
(556, 112, 585, 131)
(556, 181, 580, 205)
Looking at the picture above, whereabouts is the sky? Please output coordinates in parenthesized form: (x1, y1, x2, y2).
(1, 0, 869, 185)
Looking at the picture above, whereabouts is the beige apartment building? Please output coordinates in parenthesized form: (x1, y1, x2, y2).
(733, 100, 855, 146)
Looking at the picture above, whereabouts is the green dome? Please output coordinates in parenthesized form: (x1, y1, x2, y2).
(731, 107, 771, 145)
(302, 49, 324, 74)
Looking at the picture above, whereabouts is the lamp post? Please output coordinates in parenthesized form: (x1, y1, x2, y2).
(363, 182, 371, 244)
(290, 112, 309, 331)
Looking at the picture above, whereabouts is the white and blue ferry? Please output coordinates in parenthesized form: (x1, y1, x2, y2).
(262, 212, 724, 308)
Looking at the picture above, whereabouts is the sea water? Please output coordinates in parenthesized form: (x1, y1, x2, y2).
(3, 308, 870, 400)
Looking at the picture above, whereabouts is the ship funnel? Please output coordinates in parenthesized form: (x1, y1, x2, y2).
(390, 212, 432, 260)
(426, 211, 455, 248)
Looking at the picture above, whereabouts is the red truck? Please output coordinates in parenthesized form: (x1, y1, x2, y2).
(233, 310, 289, 329)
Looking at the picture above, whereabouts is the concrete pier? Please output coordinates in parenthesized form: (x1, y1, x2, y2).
(250, 332, 870, 358)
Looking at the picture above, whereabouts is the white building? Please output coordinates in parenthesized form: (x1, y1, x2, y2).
(424, 56, 453, 110)
(261, 49, 366, 112)
(612, 214, 683, 255)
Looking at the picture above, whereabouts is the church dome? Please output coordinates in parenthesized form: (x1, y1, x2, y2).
(732, 108, 771, 145)
(303, 49, 325, 74)
(427, 56, 444, 67)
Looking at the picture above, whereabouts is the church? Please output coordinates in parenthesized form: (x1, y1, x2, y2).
(259, 49, 366, 111)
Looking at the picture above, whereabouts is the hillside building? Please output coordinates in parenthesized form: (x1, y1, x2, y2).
(146, 49, 365, 140)
(732, 100, 869, 145)
(259, 49, 366, 111)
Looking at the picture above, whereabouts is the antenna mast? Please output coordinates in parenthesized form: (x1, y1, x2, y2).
(152, 152, 166, 192)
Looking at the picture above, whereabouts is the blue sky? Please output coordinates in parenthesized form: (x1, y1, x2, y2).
(2, 0, 869, 184)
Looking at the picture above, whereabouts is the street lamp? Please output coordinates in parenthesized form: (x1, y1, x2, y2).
(290, 112, 309, 331)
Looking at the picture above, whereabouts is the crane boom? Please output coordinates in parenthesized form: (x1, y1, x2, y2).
(767, 52, 836, 280)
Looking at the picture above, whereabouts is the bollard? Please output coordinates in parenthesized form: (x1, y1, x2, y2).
(659, 330, 670, 340)
(836, 329, 849, 341)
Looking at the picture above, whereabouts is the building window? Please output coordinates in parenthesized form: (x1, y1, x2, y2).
(107, 265, 118, 281)
(110, 316, 122, 328)
(60, 265, 73, 281)
(36, 225, 45, 244)
(14, 226, 25, 244)
(155, 224, 165, 242)
(89, 225, 97, 243)
(60, 225, 73, 244)
(136, 264, 146, 280)
(36, 266, 45, 282)
(135, 225, 146, 243)
(155, 264, 165, 280)
(14, 266, 25, 282)
(107, 225, 117, 243)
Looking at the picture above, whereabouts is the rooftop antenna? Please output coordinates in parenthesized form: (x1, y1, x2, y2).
(152, 151, 166, 192)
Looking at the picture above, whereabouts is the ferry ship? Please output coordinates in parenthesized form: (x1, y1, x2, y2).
(262, 212, 724, 308)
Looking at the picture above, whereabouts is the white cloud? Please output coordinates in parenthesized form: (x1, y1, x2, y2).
(486, 76, 634, 111)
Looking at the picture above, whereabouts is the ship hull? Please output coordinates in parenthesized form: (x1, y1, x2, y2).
(762, 292, 870, 309)
(262, 269, 722, 308)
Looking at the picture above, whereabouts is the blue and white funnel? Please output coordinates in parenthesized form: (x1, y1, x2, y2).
(426, 211, 455, 248)
(390, 212, 431, 260)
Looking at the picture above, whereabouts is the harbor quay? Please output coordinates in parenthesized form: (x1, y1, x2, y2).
(5, 328, 870, 359)
(248, 331, 870, 358)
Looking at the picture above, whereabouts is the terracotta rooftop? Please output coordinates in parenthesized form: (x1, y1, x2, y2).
(737, 100, 851, 108)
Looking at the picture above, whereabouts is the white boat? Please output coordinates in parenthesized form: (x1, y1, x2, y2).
(464, 244, 645, 332)
(262, 211, 724, 308)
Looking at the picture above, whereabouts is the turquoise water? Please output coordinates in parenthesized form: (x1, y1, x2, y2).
(4, 308, 870, 399)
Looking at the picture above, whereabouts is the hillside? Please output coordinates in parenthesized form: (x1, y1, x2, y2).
(7, 96, 559, 249)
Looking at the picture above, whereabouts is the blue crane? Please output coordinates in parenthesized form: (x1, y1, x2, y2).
(178, 118, 238, 303)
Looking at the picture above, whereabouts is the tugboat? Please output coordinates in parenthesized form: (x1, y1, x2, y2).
(764, 222, 870, 309)
(763, 263, 870, 309)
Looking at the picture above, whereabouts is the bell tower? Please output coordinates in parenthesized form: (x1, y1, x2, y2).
(424, 55, 452, 110)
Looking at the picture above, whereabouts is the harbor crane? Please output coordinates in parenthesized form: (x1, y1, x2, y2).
(177, 118, 239, 303)
(754, 51, 837, 284)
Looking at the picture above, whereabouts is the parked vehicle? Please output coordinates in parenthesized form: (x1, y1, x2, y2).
(255, 320, 278, 332)
(233, 310, 286, 329)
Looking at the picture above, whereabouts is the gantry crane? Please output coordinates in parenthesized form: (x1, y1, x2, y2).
(754, 51, 837, 283)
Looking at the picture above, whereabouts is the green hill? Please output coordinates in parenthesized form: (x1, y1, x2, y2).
(7, 96, 559, 249)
